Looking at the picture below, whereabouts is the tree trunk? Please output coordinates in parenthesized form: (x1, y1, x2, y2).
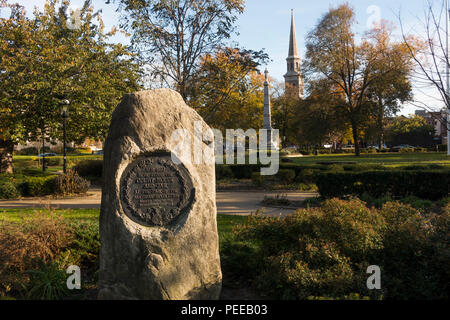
(350, 119, 361, 156)
(0, 139, 14, 174)
(377, 98, 384, 150)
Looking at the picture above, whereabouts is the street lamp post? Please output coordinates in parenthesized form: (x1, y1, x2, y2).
(446, 0, 450, 155)
(42, 131, 46, 172)
(61, 100, 70, 174)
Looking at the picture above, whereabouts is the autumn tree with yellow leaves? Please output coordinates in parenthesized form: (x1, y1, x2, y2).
(189, 47, 269, 131)
(303, 4, 414, 155)
(0, 0, 141, 173)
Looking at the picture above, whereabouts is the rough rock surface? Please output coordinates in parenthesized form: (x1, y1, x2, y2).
(98, 89, 222, 300)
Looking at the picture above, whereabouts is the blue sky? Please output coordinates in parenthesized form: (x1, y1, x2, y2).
(7, 0, 446, 115)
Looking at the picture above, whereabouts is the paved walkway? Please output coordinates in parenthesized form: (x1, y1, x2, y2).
(0, 188, 316, 215)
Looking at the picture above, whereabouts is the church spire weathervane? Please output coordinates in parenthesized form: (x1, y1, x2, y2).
(288, 9, 299, 58)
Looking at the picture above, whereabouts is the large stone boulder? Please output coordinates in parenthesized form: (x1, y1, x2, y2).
(98, 89, 222, 300)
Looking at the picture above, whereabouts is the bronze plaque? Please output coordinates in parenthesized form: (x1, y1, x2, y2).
(120, 153, 195, 227)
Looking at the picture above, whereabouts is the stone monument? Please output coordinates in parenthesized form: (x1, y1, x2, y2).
(98, 89, 222, 300)
(263, 69, 278, 150)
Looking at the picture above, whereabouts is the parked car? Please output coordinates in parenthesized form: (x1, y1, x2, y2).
(367, 144, 387, 150)
(392, 144, 414, 149)
(89, 145, 102, 152)
(341, 144, 355, 150)
(93, 150, 104, 155)
(38, 153, 57, 157)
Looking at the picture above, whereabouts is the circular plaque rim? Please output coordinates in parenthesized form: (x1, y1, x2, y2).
(119, 152, 195, 227)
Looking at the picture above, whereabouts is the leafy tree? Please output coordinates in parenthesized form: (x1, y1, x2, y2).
(115, 0, 245, 99)
(292, 80, 350, 148)
(366, 21, 414, 149)
(271, 92, 299, 148)
(189, 47, 268, 131)
(303, 4, 411, 156)
(0, 0, 141, 173)
(386, 115, 435, 147)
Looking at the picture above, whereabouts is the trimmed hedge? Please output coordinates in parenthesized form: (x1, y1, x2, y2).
(276, 169, 296, 184)
(73, 160, 103, 178)
(215, 163, 395, 182)
(19, 176, 57, 197)
(315, 170, 450, 200)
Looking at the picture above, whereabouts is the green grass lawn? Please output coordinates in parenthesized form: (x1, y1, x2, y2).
(289, 152, 450, 167)
(9, 154, 103, 177)
(13, 155, 102, 161)
(0, 208, 247, 238)
(11, 152, 450, 171)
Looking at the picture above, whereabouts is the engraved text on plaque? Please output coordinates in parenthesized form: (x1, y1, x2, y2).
(120, 153, 195, 227)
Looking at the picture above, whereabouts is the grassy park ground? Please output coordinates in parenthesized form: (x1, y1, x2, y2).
(289, 152, 450, 167)
(0, 208, 252, 300)
(10, 151, 450, 169)
(0, 198, 448, 300)
(0, 151, 449, 300)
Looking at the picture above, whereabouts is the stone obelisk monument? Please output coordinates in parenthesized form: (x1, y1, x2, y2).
(263, 69, 277, 150)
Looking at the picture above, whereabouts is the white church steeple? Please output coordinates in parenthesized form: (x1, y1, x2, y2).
(284, 9, 304, 99)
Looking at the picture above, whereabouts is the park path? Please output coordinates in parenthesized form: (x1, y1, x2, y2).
(0, 188, 316, 216)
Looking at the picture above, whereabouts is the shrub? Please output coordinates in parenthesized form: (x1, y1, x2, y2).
(326, 164, 344, 171)
(359, 192, 393, 209)
(401, 164, 445, 171)
(220, 239, 261, 281)
(25, 261, 70, 300)
(276, 169, 296, 184)
(295, 169, 316, 184)
(346, 163, 384, 171)
(222, 198, 449, 299)
(224, 198, 383, 299)
(298, 183, 317, 191)
(378, 202, 446, 299)
(437, 144, 447, 152)
(399, 196, 433, 211)
(61, 221, 100, 272)
(315, 170, 450, 200)
(361, 148, 377, 154)
(19, 176, 57, 197)
(0, 181, 19, 199)
(14, 147, 39, 156)
(216, 165, 234, 180)
(0, 209, 73, 297)
(45, 157, 63, 167)
(302, 196, 322, 207)
(251, 172, 264, 186)
(54, 170, 90, 195)
(398, 147, 414, 153)
(73, 160, 103, 178)
(261, 194, 291, 206)
(228, 164, 260, 179)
